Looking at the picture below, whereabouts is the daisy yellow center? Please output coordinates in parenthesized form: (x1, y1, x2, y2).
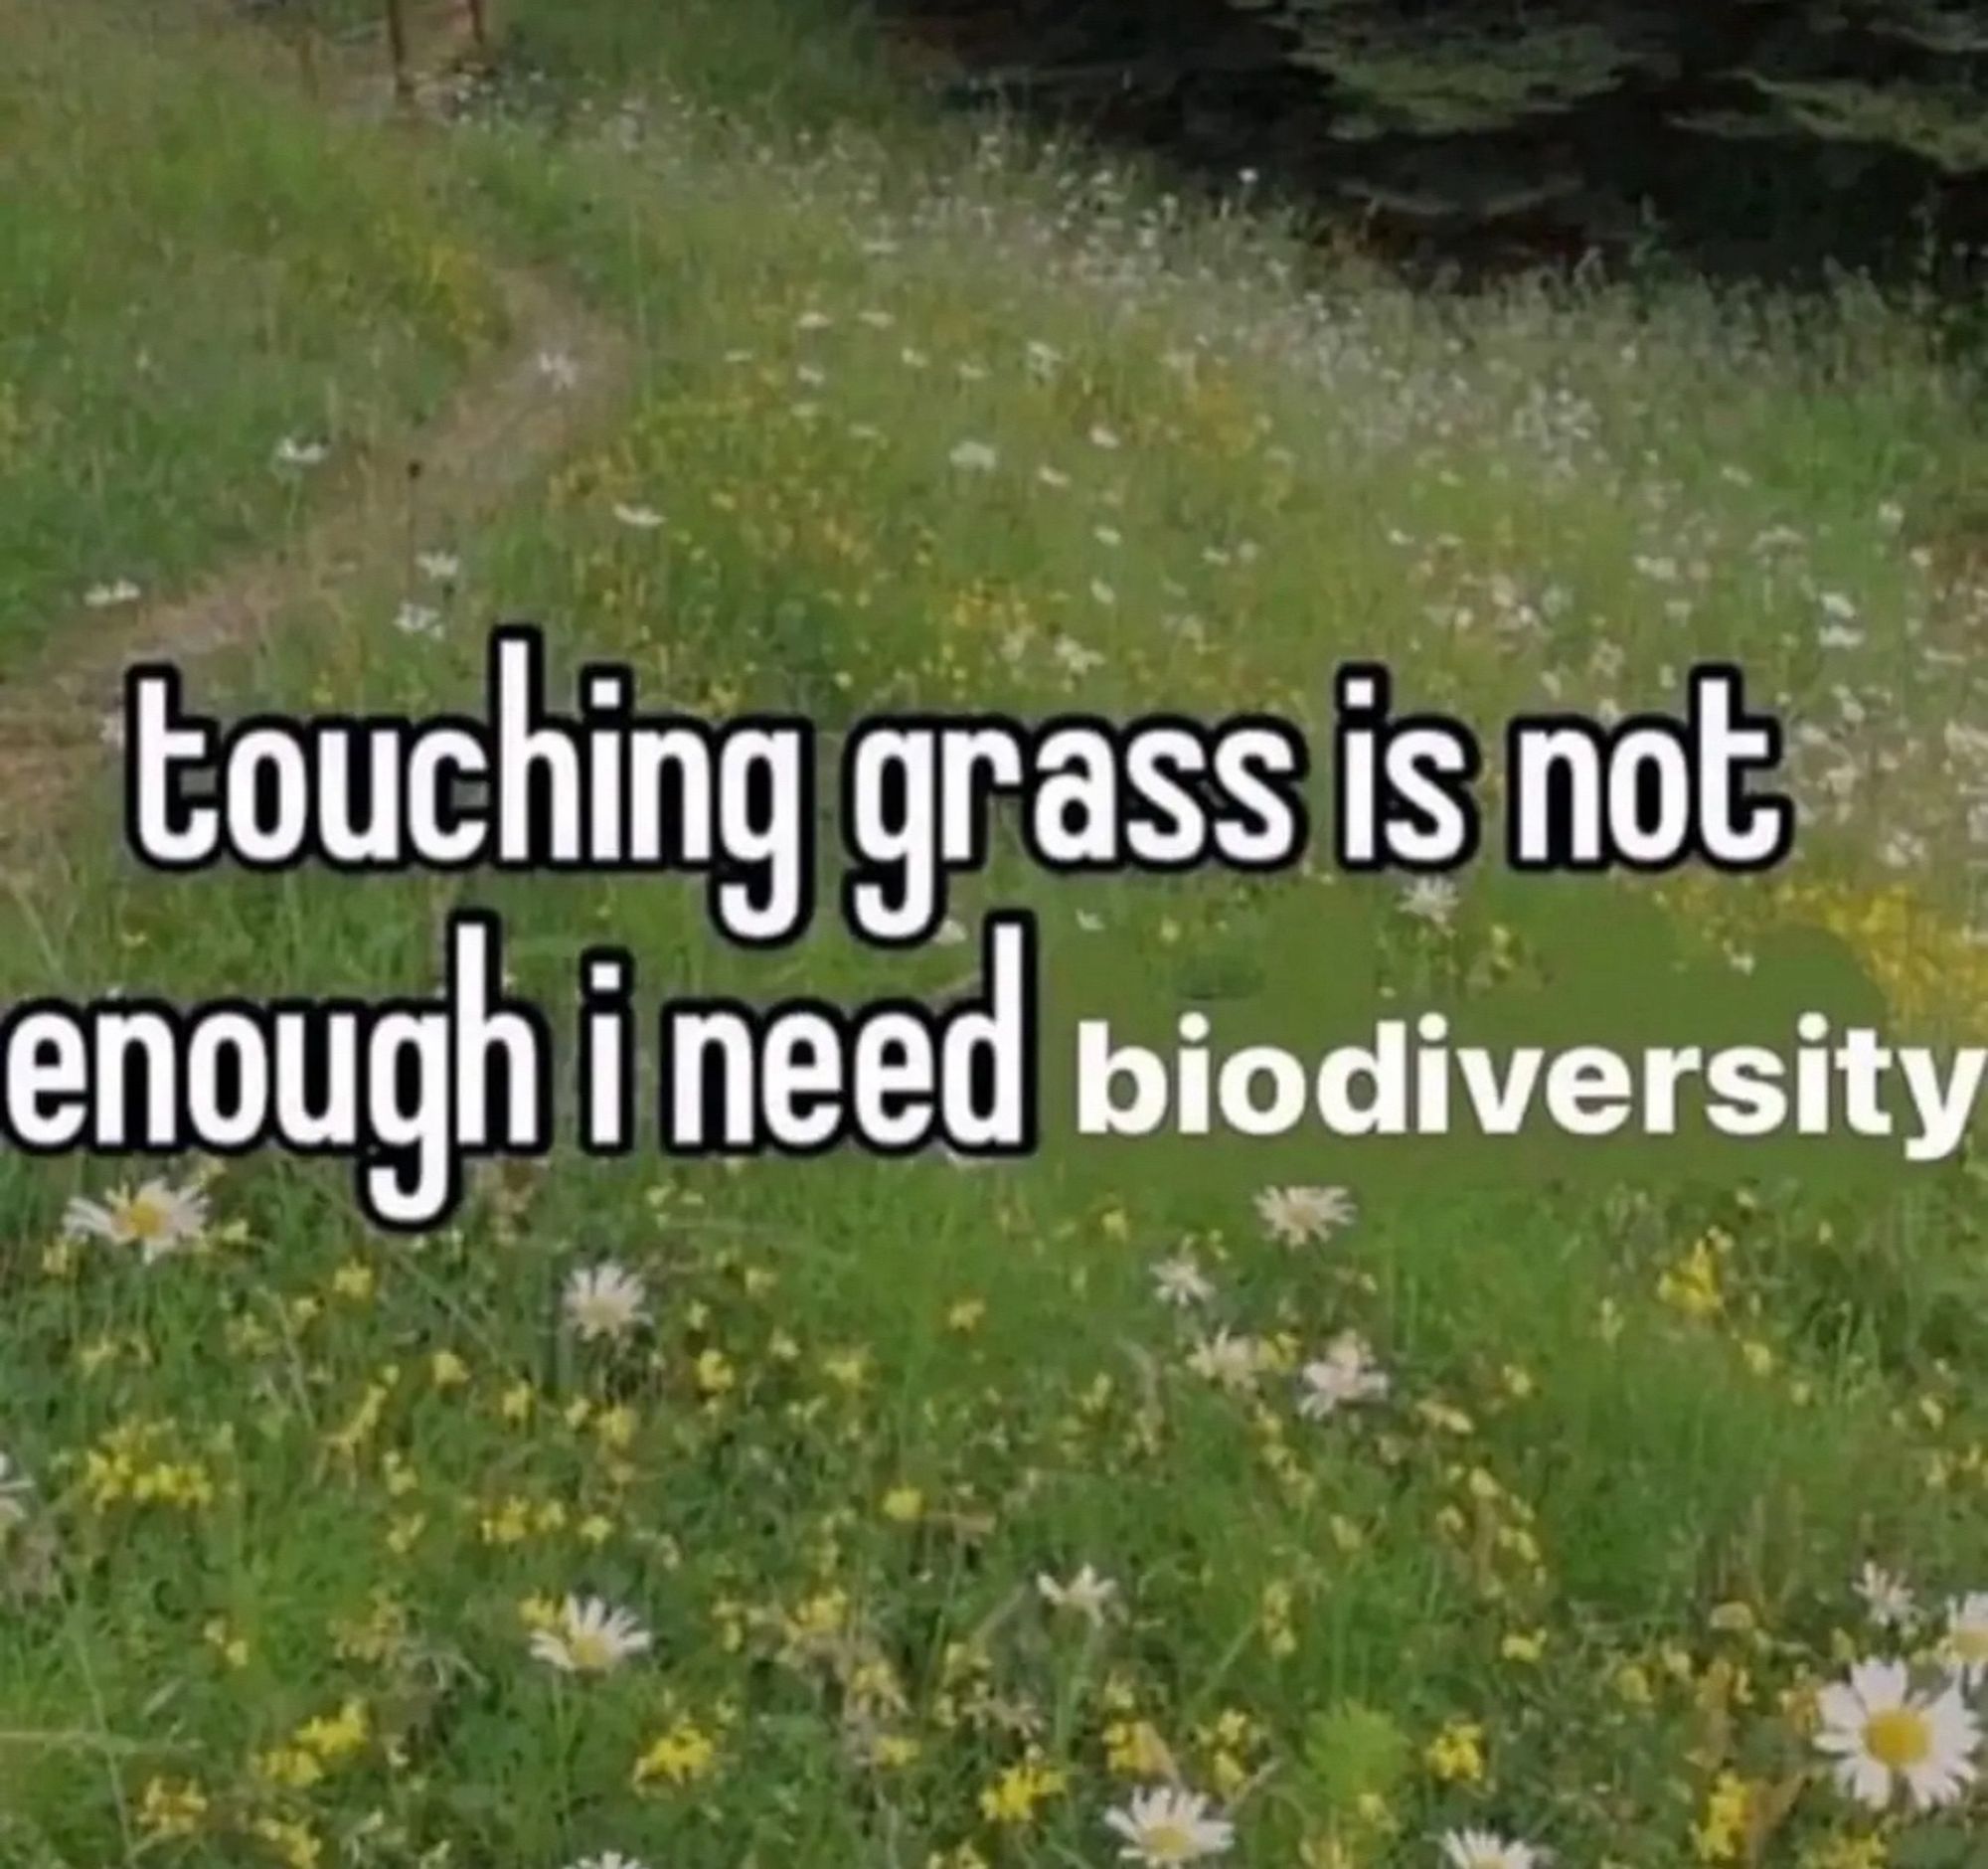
(1864, 1706, 1932, 1771)
(119, 1195, 170, 1241)
(1952, 1626, 1988, 1661)
(566, 1628, 616, 1671)
(1139, 1821, 1200, 1863)
(576, 1297, 624, 1329)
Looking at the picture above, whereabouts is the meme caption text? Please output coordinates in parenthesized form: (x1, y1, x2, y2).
(1, 623, 1979, 1227)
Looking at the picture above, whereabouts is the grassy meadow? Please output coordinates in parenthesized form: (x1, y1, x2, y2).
(5, 2, 1988, 1867)
(0, 0, 505, 668)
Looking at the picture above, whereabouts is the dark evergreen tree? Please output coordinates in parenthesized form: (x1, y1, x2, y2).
(894, 0, 1988, 276)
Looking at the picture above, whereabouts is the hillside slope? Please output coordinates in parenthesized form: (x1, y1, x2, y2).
(2, 5, 1987, 1868)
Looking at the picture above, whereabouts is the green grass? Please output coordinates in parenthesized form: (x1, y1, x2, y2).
(5, 3, 1988, 1868)
(497, 0, 898, 133)
(0, 0, 503, 667)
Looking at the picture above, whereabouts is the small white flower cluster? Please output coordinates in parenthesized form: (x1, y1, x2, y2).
(0, 1451, 34, 1532)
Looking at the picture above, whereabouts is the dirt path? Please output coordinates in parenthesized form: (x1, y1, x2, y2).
(0, 7, 634, 874)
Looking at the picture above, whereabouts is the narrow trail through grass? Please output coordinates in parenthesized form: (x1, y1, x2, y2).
(0, 12, 636, 878)
(6, 5, 1988, 1867)
(0, 262, 631, 874)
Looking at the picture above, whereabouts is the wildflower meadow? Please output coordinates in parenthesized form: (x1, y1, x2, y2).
(4, 2, 1988, 1867)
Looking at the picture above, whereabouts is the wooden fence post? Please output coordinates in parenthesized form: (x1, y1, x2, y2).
(292, 6, 320, 98)
(384, 0, 413, 103)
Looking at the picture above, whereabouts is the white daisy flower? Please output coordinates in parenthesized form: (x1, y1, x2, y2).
(1880, 829, 1928, 871)
(1088, 424, 1123, 450)
(1940, 1594, 1988, 1693)
(949, 438, 999, 473)
(273, 435, 329, 468)
(562, 1262, 650, 1342)
(83, 579, 142, 609)
(612, 502, 664, 531)
(1036, 1563, 1119, 1626)
(537, 348, 580, 391)
(63, 1179, 209, 1264)
(1254, 1184, 1356, 1247)
(1297, 1331, 1391, 1419)
(0, 1453, 33, 1530)
(932, 916, 969, 947)
(1400, 876, 1461, 929)
(1187, 1329, 1262, 1393)
(1814, 1657, 1979, 1811)
(1051, 634, 1104, 676)
(1854, 1562, 1917, 1631)
(415, 550, 461, 583)
(394, 601, 442, 638)
(568, 1855, 649, 1869)
(1439, 1829, 1550, 1869)
(530, 1596, 652, 1675)
(1103, 1784, 1234, 1864)
(1151, 1253, 1214, 1307)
